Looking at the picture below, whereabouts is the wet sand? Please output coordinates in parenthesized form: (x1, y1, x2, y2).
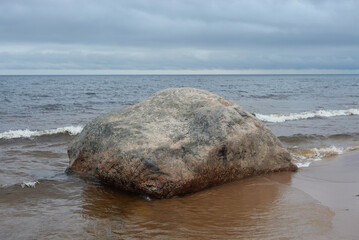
(78, 172, 334, 240)
(1, 151, 358, 239)
(290, 150, 359, 240)
(78, 150, 359, 239)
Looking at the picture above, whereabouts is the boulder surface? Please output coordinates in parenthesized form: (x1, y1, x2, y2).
(68, 88, 297, 198)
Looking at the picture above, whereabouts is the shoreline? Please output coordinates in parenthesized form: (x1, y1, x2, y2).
(290, 150, 359, 239)
(0, 151, 358, 239)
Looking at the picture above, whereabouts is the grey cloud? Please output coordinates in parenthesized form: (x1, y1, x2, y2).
(1, 0, 358, 47)
(0, 0, 358, 72)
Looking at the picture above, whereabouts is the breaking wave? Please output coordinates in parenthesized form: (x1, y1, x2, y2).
(21, 181, 39, 188)
(290, 145, 359, 168)
(0, 126, 83, 140)
(256, 108, 359, 123)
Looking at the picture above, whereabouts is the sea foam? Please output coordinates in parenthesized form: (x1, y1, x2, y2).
(290, 145, 358, 168)
(21, 181, 39, 188)
(0, 126, 83, 139)
(256, 108, 359, 123)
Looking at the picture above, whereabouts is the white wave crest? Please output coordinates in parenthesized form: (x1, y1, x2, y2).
(21, 181, 39, 188)
(290, 145, 356, 168)
(0, 126, 83, 139)
(256, 108, 359, 123)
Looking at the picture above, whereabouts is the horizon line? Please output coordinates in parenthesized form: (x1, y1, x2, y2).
(1, 69, 359, 75)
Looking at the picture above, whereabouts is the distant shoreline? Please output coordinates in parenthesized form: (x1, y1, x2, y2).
(1, 72, 359, 76)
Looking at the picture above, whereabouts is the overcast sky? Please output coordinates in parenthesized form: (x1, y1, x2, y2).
(1, 0, 359, 74)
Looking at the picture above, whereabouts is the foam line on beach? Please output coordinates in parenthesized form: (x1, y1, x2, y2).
(0, 126, 83, 139)
(256, 108, 359, 123)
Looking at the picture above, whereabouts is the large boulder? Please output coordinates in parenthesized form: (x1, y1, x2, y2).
(68, 88, 297, 198)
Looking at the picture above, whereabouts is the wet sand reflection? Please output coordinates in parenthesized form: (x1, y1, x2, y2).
(81, 172, 333, 239)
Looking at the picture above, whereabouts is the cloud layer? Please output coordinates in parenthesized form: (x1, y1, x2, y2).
(1, 0, 359, 73)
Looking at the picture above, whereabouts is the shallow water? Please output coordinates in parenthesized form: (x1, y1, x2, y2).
(0, 172, 333, 240)
(1, 74, 359, 239)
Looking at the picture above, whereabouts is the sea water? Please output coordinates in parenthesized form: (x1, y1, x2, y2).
(0, 74, 358, 239)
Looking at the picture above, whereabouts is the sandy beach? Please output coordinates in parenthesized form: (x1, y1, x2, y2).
(70, 150, 359, 239)
(1, 148, 358, 240)
(290, 150, 359, 239)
